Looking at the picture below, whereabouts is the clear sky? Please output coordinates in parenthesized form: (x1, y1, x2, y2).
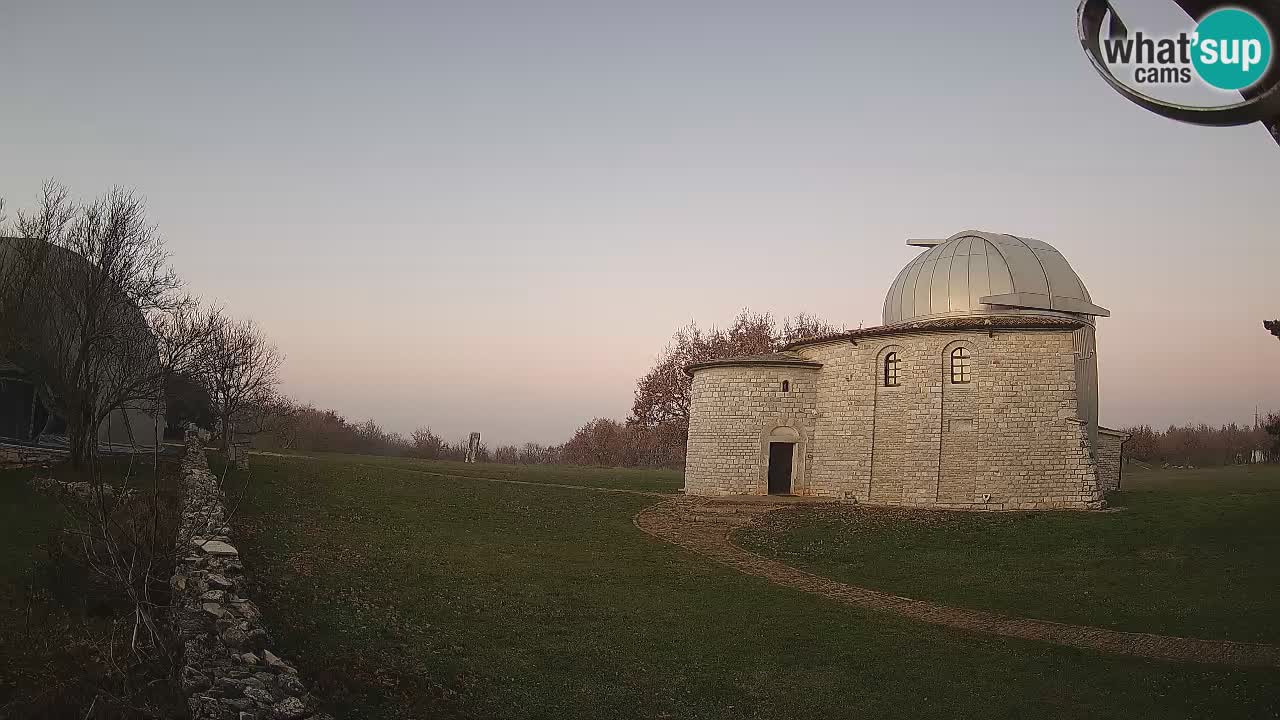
(3, 0, 1277, 446)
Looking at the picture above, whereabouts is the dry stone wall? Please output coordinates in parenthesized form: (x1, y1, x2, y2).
(172, 432, 332, 720)
(685, 327, 1105, 510)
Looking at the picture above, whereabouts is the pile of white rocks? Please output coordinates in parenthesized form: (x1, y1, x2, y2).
(29, 476, 133, 500)
(172, 431, 333, 720)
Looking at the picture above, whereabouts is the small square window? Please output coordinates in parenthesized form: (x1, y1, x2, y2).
(781, 380, 790, 392)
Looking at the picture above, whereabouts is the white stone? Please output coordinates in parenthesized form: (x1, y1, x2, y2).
(201, 540, 239, 556)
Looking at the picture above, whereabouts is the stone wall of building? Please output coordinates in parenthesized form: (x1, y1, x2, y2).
(685, 326, 1105, 510)
(1096, 427, 1129, 492)
(684, 365, 817, 495)
(172, 432, 332, 720)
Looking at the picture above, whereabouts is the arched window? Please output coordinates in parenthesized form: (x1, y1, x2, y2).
(950, 347, 972, 384)
(781, 380, 790, 392)
(883, 352, 900, 387)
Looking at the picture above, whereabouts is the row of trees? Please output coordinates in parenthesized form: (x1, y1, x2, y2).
(624, 309, 840, 465)
(241, 309, 840, 469)
(1121, 420, 1278, 467)
(0, 182, 283, 467)
(0, 181, 290, 715)
(251, 408, 493, 461)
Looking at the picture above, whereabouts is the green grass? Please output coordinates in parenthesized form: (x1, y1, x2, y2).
(0, 464, 68, 616)
(736, 463, 1280, 645)
(0, 455, 185, 717)
(253, 450, 685, 494)
(221, 454, 1280, 720)
(1123, 462, 1280, 493)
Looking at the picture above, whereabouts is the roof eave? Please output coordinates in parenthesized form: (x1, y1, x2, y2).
(683, 358, 823, 377)
(780, 315, 1086, 352)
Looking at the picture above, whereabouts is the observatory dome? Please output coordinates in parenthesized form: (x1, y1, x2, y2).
(882, 231, 1109, 326)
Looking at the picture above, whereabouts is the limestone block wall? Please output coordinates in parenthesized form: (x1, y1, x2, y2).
(867, 340, 942, 505)
(686, 326, 1105, 510)
(938, 338, 980, 505)
(798, 343, 874, 499)
(960, 331, 1100, 509)
(1096, 427, 1129, 492)
(684, 365, 817, 495)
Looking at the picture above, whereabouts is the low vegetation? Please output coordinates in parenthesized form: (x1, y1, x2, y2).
(215, 452, 1280, 719)
(736, 463, 1280, 644)
(314, 451, 684, 494)
(0, 457, 185, 719)
(1122, 421, 1278, 467)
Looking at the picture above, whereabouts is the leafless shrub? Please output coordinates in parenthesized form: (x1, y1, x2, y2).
(7, 457, 188, 719)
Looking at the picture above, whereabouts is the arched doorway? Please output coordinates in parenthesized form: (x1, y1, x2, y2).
(766, 426, 800, 495)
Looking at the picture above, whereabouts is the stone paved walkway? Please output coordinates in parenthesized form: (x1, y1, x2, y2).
(634, 496, 1280, 668)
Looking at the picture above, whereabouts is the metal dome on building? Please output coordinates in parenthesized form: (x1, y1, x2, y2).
(882, 231, 1109, 326)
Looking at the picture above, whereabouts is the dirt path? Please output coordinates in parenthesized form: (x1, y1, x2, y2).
(634, 496, 1280, 668)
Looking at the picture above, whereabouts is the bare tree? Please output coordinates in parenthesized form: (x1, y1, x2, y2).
(562, 417, 632, 467)
(254, 394, 302, 449)
(0, 181, 184, 467)
(0, 185, 214, 714)
(203, 315, 283, 452)
(412, 426, 446, 459)
(628, 309, 839, 464)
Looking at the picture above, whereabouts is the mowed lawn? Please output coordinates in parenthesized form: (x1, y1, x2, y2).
(310, 451, 684, 494)
(737, 463, 1280, 645)
(223, 454, 1280, 720)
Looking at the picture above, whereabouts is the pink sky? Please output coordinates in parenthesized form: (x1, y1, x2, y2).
(3, 0, 1277, 446)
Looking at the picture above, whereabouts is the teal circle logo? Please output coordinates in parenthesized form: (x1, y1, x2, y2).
(1192, 8, 1272, 90)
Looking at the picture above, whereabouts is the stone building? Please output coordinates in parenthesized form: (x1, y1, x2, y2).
(683, 231, 1128, 510)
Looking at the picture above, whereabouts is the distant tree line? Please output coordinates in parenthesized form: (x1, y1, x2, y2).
(251, 410, 683, 468)
(1121, 418, 1278, 467)
(246, 309, 841, 469)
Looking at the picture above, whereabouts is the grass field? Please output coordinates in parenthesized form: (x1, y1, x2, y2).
(0, 455, 185, 717)
(312, 451, 684, 494)
(217, 453, 1280, 720)
(737, 463, 1280, 645)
